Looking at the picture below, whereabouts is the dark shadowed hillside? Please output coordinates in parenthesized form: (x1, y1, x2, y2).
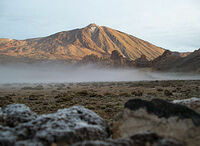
(152, 49, 200, 72)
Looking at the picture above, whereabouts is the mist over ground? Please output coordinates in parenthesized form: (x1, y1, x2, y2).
(0, 63, 199, 84)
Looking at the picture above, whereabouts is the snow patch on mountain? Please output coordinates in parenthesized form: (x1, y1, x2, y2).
(90, 26, 98, 33)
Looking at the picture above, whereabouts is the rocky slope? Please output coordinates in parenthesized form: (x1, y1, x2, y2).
(0, 24, 164, 62)
(151, 49, 200, 72)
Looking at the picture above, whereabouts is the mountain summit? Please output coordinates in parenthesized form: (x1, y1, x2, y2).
(0, 24, 164, 61)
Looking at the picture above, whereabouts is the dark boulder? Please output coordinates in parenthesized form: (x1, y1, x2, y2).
(110, 98, 200, 145)
(124, 98, 200, 126)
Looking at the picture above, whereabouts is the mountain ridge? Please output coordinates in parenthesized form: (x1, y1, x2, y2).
(151, 49, 200, 72)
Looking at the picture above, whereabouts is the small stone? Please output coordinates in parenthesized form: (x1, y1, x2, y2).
(164, 90, 172, 96)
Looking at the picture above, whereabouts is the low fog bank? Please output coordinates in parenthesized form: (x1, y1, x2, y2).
(0, 63, 199, 84)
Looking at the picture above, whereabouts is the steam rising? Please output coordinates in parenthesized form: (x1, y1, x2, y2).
(0, 63, 199, 83)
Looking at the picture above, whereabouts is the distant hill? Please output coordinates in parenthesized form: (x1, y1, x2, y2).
(152, 49, 200, 73)
(0, 24, 164, 62)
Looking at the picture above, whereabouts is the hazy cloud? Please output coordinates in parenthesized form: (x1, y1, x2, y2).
(0, 64, 199, 83)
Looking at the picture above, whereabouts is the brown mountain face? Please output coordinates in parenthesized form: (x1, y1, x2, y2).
(152, 49, 200, 73)
(0, 24, 164, 62)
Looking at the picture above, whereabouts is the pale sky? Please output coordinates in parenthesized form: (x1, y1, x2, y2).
(0, 0, 200, 52)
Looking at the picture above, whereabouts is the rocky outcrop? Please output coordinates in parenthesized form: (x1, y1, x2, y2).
(176, 48, 200, 72)
(80, 54, 100, 64)
(78, 50, 135, 68)
(151, 50, 181, 71)
(112, 99, 200, 146)
(134, 54, 150, 67)
(110, 50, 125, 67)
(0, 104, 109, 145)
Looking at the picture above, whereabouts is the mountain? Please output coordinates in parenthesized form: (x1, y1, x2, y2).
(0, 24, 165, 62)
(152, 49, 200, 73)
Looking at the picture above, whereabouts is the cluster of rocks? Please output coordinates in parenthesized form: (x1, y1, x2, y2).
(0, 98, 200, 146)
(0, 105, 109, 146)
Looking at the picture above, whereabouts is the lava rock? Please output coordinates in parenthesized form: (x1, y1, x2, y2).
(0, 104, 109, 145)
(2, 104, 37, 127)
(172, 97, 200, 113)
(16, 106, 109, 145)
(124, 98, 200, 126)
(172, 97, 200, 105)
(0, 125, 17, 146)
(73, 133, 183, 146)
(164, 90, 172, 96)
(131, 90, 143, 96)
(15, 140, 44, 146)
(112, 98, 200, 145)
